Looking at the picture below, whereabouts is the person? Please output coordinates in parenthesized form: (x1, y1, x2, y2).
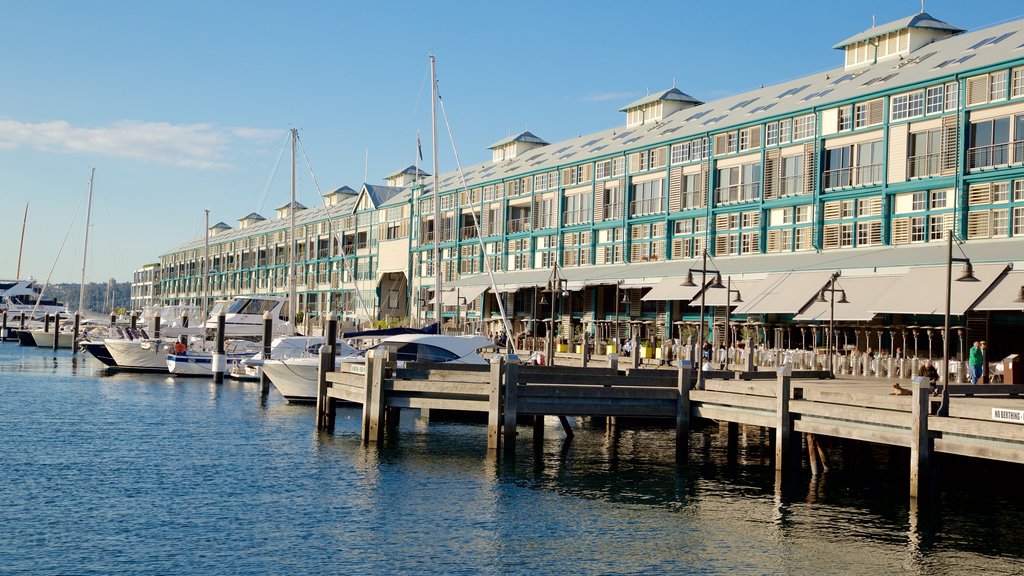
(621, 337, 633, 357)
(968, 341, 984, 385)
(718, 344, 727, 370)
(918, 360, 940, 395)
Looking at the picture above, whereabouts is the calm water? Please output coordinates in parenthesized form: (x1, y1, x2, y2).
(1, 344, 1023, 575)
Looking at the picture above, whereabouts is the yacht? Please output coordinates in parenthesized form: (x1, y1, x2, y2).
(0, 279, 68, 323)
(261, 334, 491, 403)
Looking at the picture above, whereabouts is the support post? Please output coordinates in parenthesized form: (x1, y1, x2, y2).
(726, 421, 739, 460)
(52, 313, 61, 352)
(609, 353, 618, 372)
(503, 355, 520, 457)
(152, 312, 161, 339)
(212, 312, 225, 384)
(110, 312, 116, 327)
(44, 313, 51, 333)
(1, 310, 7, 341)
(632, 340, 641, 370)
(910, 376, 931, 499)
(72, 313, 81, 353)
(315, 314, 338, 431)
(582, 331, 590, 368)
(364, 349, 388, 444)
(746, 338, 755, 372)
(260, 311, 273, 395)
(676, 365, 692, 461)
(775, 365, 794, 471)
(487, 357, 503, 450)
(130, 311, 137, 331)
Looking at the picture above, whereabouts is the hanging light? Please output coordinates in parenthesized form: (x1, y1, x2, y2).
(709, 272, 726, 289)
(815, 289, 827, 303)
(957, 261, 980, 282)
(1016, 286, 1024, 303)
(732, 291, 743, 304)
(680, 271, 696, 287)
(837, 290, 849, 304)
(539, 294, 548, 305)
(621, 290, 629, 304)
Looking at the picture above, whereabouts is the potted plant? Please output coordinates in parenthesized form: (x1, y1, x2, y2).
(639, 340, 653, 359)
(606, 338, 617, 355)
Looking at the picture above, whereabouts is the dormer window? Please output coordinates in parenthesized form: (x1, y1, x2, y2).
(833, 12, 964, 70)
(488, 131, 548, 163)
(620, 88, 702, 128)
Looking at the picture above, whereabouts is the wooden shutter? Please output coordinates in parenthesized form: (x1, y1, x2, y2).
(966, 75, 989, 106)
(668, 167, 683, 211)
(767, 229, 781, 252)
(715, 234, 729, 255)
(714, 133, 729, 156)
(630, 243, 642, 262)
(481, 204, 491, 236)
(867, 99, 884, 125)
(968, 211, 990, 238)
(891, 217, 910, 244)
(822, 224, 840, 249)
(969, 183, 992, 206)
(887, 124, 908, 183)
(699, 164, 709, 207)
(748, 126, 761, 149)
(940, 114, 959, 176)
(802, 143, 816, 195)
(763, 149, 780, 200)
(863, 196, 883, 216)
(593, 181, 606, 223)
(532, 198, 542, 229)
(823, 200, 841, 221)
(628, 153, 640, 173)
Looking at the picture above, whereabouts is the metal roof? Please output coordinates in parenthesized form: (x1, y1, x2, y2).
(488, 130, 549, 150)
(323, 185, 357, 197)
(275, 200, 307, 211)
(361, 184, 403, 208)
(238, 212, 265, 222)
(833, 12, 965, 49)
(384, 165, 430, 179)
(209, 222, 231, 230)
(619, 87, 703, 111)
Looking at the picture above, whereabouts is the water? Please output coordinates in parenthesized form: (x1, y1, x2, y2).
(2, 344, 1023, 575)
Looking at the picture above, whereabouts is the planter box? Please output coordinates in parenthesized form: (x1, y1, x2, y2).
(556, 343, 568, 353)
(655, 347, 663, 360)
(606, 344, 617, 355)
(640, 346, 652, 359)
(574, 345, 584, 354)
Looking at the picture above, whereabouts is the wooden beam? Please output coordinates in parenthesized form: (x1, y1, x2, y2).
(693, 405, 775, 428)
(910, 376, 930, 499)
(514, 385, 678, 400)
(487, 359, 503, 450)
(503, 357, 519, 457)
(690, 390, 778, 411)
(775, 369, 795, 472)
(790, 399, 915, 428)
(794, 419, 910, 448)
(676, 366, 692, 462)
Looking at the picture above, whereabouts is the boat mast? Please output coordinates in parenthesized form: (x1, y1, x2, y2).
(431, 54, 443, 332)
(203, 209, 210, 318)
(289, 128, 298, 330)
(16, 202, 28, 279)
(78, 168, 95, 315)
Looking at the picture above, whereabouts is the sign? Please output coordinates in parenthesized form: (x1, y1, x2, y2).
(991, 407, 1024, 423)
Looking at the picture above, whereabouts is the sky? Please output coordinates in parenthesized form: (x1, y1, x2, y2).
(2, 0, 1022, 283)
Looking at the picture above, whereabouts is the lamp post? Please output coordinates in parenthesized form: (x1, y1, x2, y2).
(680, 248, 725, 388)
(723, 276, 743, 370)
(939, 229, 980, 416)
(614, 280, 625, 354)
(542, 262, 567, 366)
(815, 271, 848, 379)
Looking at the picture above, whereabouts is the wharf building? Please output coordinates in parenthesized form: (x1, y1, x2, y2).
(154, 11, 1024, 359)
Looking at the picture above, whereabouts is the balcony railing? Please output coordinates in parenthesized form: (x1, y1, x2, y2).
(967, 142, 1019, 169)
(908, 153, 941, 178)
(603, 204, 623, 220)
(822, 163, 881, 189)
(562, 208, 592, 226)
(855, 164, 883, 186)
(780, 175, 804, 196)
(714, 183, 759, 204)
(630, 197, 664, 216)
(460, 225, 478, 240)
(507, 216, 531, 233)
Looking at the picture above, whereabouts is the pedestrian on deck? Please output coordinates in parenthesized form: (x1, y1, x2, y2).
(918, 360, 940, 394)
(968, 341, 984, 385)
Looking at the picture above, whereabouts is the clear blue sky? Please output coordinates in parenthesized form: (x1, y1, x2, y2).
(2, 0, 1021, 283)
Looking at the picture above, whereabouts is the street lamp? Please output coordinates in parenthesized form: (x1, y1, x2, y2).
(614, 280, 626, 354)
(722, 276, 743, 369)
(542, 262, 567, 366)
(939, 230, 979, 416)
(680, 248, 725, 388)
(815, 271, 849, 379)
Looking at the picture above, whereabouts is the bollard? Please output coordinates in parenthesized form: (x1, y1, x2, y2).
(582, 332, 590, 368)
(608, 353, 618, 372)
(316, 313, 338, 430)
(212, 312, 226, 384)
(152, 312, 161, 339)
(44, 313, 51, 333)
(52, 314, 61, 352)
(72, 312, 81, 353)
(19, 312, 26, 332)
(1, 310, 7, 340)
(260, 311, 273, 394)
(110, 312, 116, 327)
(180, 311, 189, 328)
(129, 311, 137, 332)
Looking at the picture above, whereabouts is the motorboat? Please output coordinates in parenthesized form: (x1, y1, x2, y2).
(165, 339, 264, 377)
(0, 279, 68, 324)
(261, 333, 491, 403)
(227, 335, 352, 381)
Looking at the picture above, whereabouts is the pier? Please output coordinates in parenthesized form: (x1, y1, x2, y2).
(316, 352, 1024, 500)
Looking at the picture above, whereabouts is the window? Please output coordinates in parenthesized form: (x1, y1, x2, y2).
(612, 157, 625, 177)
(781, 155, 805, 195)
(926, 86, 944, 114)
(1016, 206, 1024, 235)
(716, 162, 761, 204)
(909, 129, 942, 178)
(945, 81, 960, 111)
(929, 215, 947, 241)
(969, 116, 1011, 168)
(838, 106, 852, 131)
(1015, 180, 1024, 201)
(856, 140, 884, 186)
(681, 173, 704, 209)
(779, 119, 792, 144)
(1013, 68, 1024, 98)
(631, 179, 664, 216)
(912, 191, 927, 211)
(670, 143, 688, 165)
(991, 70, 1008, 101)
(824, 145, 853, 188)
(931, 189, 948, 209)
(765, 122, 779, 146)
(992, 209, 1009, 236)
(793, 115, 815, 140)
(596, 160, 611, 179)
(993, 182, 1010, 203)
(796, 205, 812, 223)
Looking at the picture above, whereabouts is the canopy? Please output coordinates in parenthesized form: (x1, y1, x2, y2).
(733, 270, 834, 315)
(429, 285, 488, 306)
(869, 263, 1008, 315)
(341, 323, 439, 338)
(962, 268, 1024, 312)
(793, 274, 902, 321)
(642, 276, 701, 301)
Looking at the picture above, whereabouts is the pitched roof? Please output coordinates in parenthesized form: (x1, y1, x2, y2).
(385, 165, 430, 179)
(361, 183, 403, 209)
(238, 212, 265, 222)
(323, 185, 357, 197)
(275, 200, 307, 211)
(209, 221, 231, 230)
(488, 131, 549, 149)
(619, 87, 703, 111)
(833, 12, 964, 49)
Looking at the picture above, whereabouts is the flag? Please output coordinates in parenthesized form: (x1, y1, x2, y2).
(417, 130, 423, 162)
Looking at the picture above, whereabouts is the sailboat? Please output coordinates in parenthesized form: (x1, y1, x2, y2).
(1, 203, 68, 342)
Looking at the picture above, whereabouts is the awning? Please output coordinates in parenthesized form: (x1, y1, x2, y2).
(695, 276, 772, 307)
(429, 285, 488, 306)
(642, 276, 701, 301)
(793, 274, 902, 322)
(965, 268, 1024, 311)
(733, 270, 834, 315)
(869, 263, 1008, 315)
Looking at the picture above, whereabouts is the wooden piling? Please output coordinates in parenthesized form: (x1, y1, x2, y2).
(502, 356, 519, 456)
(364, 350, 388, 444)
(487, 357, 503, 450)
(1, 310, 7, 340)
(212, 312, 225, 384)
(44, 313, 51, 333)
(152, 312, 161, 339)
(260, 311, 273, 395)
(72, 313, 80, 353)
(910, 376, 930, 498)
(775, 366, 794, 471)
(129, 311, 137, 331)
(315, 346, 332, 431)
(675, 365, 692, 461)
(52, 314, 61, 352)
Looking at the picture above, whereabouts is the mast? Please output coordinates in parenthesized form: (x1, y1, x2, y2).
(203, 209, 210, 317)
(78, 169, 95, 314)
(16, 202, 28, 279)
(289, 128, 298, 330)
(431, 54, 443, 332)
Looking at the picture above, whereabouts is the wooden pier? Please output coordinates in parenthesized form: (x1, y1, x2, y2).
(316, 351, 1024, 499)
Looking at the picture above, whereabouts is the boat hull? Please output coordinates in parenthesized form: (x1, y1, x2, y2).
(105, 339, 173, 372)
(15, 330, 37, 346)
(261, 358, 320, 402)
(80, 341, 117, 367)
(29, 331, 75, 349)
(166, 352, 252, 377)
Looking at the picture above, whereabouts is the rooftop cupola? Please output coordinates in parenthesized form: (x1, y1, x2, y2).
(238, 212, 265, 229)
(384, 166, 430, 188)
(208, 221, 231, 236)
(620, 87, 702, 128)
(275, 201, 306, 220)
(323, 185, 358, 206)
(488, 131, 548, 162)
(834, 11, 964, 69)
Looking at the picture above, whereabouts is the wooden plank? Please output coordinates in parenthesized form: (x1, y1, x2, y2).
(789, 399, 913, 428)
(690, 390, 778, 411)
(517, 399, 676, 418)
(487, 360, 502, 450)
(518, 366, 618, 378)
(930, 417, 1024, 442)
(503, 359, 519, 456)
(704, 380, 777, 397)
(326, 371, 365, 387)
(692, 405, 775, 428)
(933, 438, 1024, 464)
(798, 388, 912, 411)
(794, 419, 911, 448)
(948, 402, 1024, 421)
(403, 361, 490, 372)
(514, 385, 678, 401)
(910, 377, 930, 498)
(947, 384, 1024, 396)
(387, 396, 492, 412)
(775, 373, 793, 471)
(394, 368, 493, 383)
(385, 380, 492, 396)
(516, 373, 675, 387)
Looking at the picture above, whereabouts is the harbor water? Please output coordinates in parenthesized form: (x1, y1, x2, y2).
(1, 344, 1022, 575)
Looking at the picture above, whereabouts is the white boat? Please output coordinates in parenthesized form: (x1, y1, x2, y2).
(262, 334, 491, 403)
(29, 329, 75, 349)
(166, 339, 264, 377)
(0, 279, 68, 325)
(227, 335, 347, 381)
(104, 336, 176, 372)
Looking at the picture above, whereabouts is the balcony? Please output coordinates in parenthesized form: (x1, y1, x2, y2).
(507, 216, 532, 233)
(822, 164, 881, 190)
(908, 153, 941, 179)
(602, 204, 623, 220)
(714, 183, 759, 205)
(562, 208, 592, 226)
(460, 225, 479, 240)
(630, 197, 664, 216)
(967, 141, 1022, 170)
(780, 175, 804, 196)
